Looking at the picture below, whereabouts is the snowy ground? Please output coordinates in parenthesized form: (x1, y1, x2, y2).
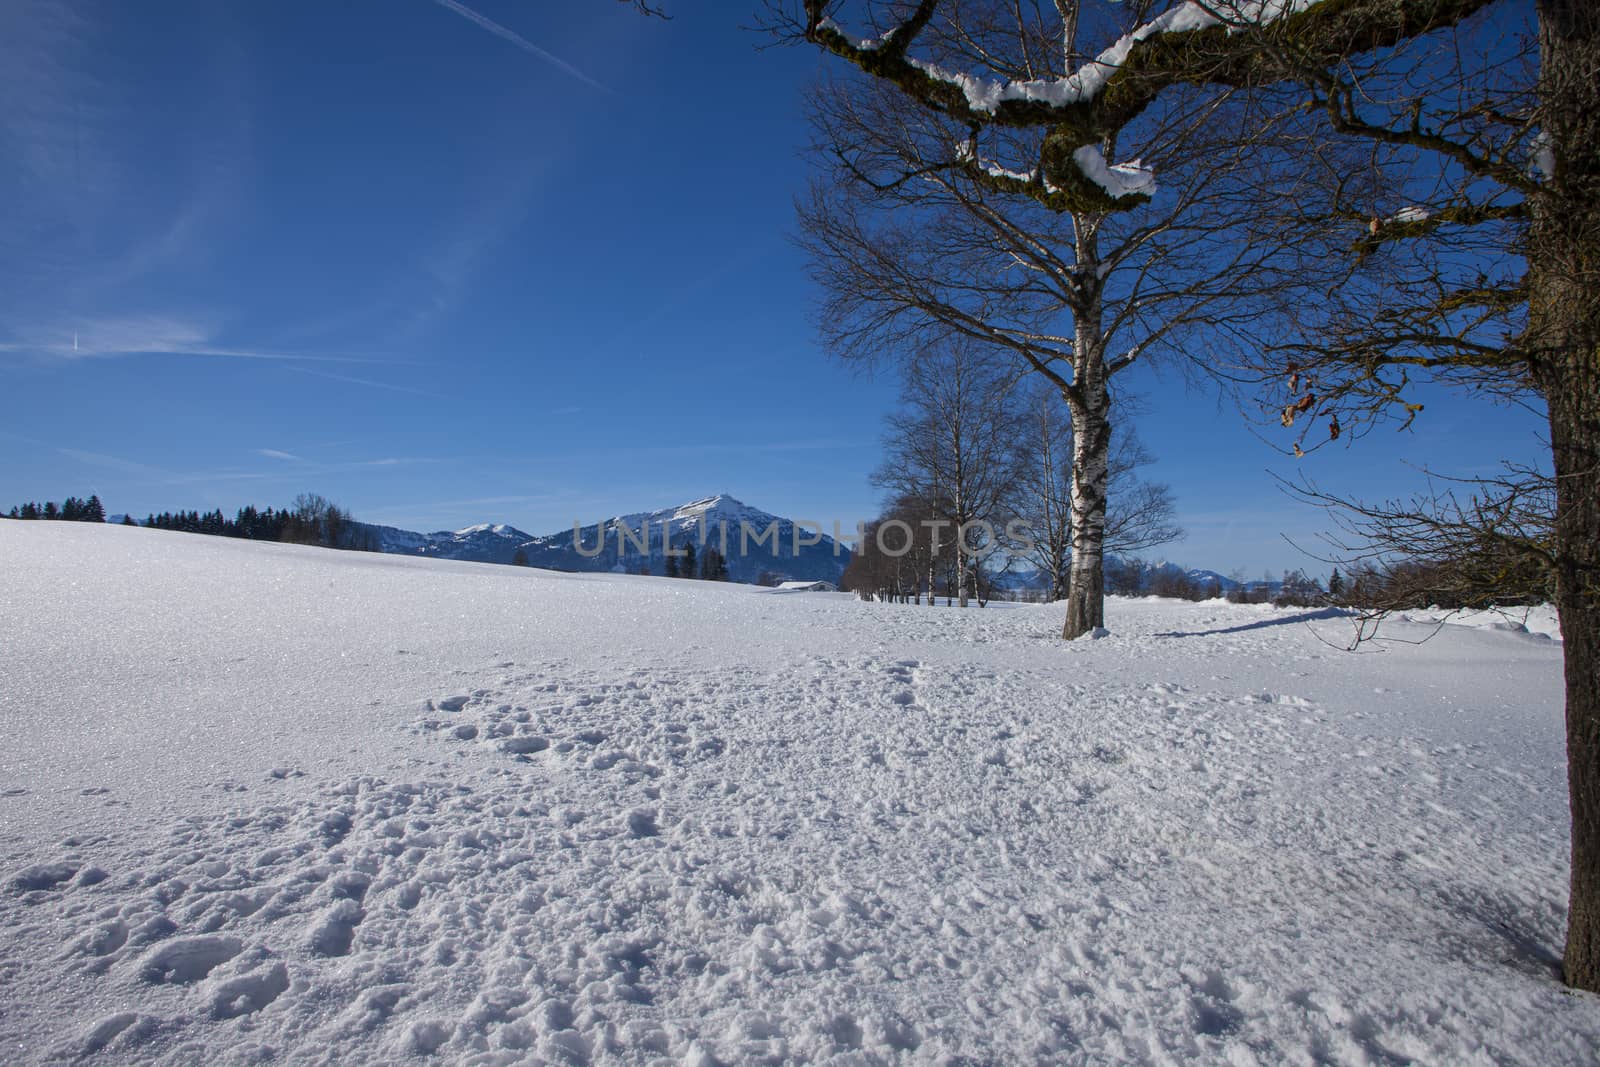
(1, 522, 1594, 1065)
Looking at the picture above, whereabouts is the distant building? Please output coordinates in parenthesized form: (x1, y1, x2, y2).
(771, 580, 838, 593)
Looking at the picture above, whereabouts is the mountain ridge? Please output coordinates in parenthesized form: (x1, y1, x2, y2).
(362, 494, 853, 584)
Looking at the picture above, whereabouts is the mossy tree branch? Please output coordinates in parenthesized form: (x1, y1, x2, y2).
(801, 0, 1500, 212)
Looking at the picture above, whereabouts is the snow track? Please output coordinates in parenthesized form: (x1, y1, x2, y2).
(0, 523, 1594, 1064)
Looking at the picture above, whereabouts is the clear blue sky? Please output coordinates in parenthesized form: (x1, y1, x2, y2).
(0, 0, 1548, 577)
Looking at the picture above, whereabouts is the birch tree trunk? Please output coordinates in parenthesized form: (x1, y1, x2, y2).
(1062, 377, 1111, 638)
(1062, 217, 1112, 640)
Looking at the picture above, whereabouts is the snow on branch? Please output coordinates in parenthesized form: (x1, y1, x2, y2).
(1072, 145, 1156, 200)
(1355, 201, 1527, 256)
(804, 0, 1499, 214)
(952, 141, 1154, 210)
(905, 1, 1287, 116)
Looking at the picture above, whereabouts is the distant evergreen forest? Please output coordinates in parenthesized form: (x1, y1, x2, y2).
(6, 495, 107, 523)
(4, 492, 376, 551)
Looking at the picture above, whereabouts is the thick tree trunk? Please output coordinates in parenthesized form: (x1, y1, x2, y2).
(1535, 0, 1600, 993)
(1063, 379, 1111, 639)
(1548, 333, 1599, 994)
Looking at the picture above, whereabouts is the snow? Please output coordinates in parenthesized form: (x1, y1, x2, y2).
(1388, 205, 1431, 224)
(452, 523, 524, 538)
(1530, 130, 1556, 181)
(1, 521, 1595, 1064)
(883, 0, 1324, 200)
(905, 1, 1322, 117)
(1072, 144, 1157, 199)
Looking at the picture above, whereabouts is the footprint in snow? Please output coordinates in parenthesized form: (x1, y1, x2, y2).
(627, 809, 661, 838)
(10, 861, 79, 892)
(66, 1012, 147, 1059)
(66, 919, 128, 960)
(139, 935, 242, 984)
(208, 960, 290, 1019)
(500, 735, 549, 755)
(309, 899, 364, 957)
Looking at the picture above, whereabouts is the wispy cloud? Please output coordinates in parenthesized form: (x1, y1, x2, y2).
(46, 439, 439, 489)
(0, 315, 409, 365)
(1, 2, 252, 312)
(431, 0, 610, 92)
(55, 447, 176, 481)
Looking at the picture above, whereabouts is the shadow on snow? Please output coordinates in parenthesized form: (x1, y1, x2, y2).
(1153, 606, 1352, 639)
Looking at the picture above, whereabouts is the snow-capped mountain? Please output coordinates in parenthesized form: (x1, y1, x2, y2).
(364, 521, 536, 566)
(364, 495, 851, 584)
(519, 495, 851, 584)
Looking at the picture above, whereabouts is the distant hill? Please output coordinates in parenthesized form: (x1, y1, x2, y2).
(992, 560, 1289, 596)
(363, 521, 536, 566)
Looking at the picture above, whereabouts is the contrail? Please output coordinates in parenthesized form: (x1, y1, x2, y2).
(285, 365, 442, 398)
(431, 0, 610, 92)
(0, 339, 416, 366)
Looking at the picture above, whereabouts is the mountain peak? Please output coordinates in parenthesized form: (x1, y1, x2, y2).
(367, 493, 847, 584)
(448, 522, 529, 540)
(670, 494, 749, 519)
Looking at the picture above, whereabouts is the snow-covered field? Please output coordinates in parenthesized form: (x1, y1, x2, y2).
(1, 522, 1594, 1065)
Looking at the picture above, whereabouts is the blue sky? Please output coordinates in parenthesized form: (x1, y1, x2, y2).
(0, 0, 1547, 576)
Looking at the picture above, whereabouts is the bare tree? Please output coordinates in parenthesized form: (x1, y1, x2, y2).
(282, 492, 373, 551)
(781, 0, 1600, 989)
(785, 0, 1314, 638)
(841, 500, 943, 603)
(1288, 466, 1556, 613)
(872, 344, 1022, 605)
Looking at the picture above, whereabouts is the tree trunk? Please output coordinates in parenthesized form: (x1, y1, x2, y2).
(1062, 214, 1112, 640)
(1535, 0, 1600, 992)
(1063, 379, 1111, 639)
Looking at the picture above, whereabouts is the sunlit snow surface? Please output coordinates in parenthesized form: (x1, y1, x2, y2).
(1, 523, 1594, 1064)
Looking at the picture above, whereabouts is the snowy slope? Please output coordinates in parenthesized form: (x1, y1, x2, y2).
(0, 522, 1595, 1065)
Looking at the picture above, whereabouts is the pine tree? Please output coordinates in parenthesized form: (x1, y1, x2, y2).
(512, 548, 529, 567)
(121, 514, 136, 526)
(681, 541, 696, 580)
(43, 502, 59, 519)
(664, 549, 679, 579)
(700, 547, 729, 581)
(83, 495, 105, 522)
(1328, 568, 1346, 601)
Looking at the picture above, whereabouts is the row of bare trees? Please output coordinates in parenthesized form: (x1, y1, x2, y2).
(843, 342, 1181, 604)
(757, 0, 1600, 990)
